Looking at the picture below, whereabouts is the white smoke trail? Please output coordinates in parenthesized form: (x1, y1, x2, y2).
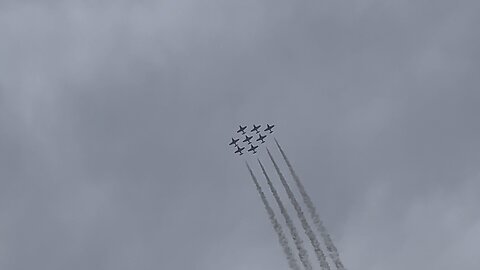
(258, 159, 313, 270)
(274, 138, 346, 270)
(266, 149, 331, 270)
(246, 162, 302, 270)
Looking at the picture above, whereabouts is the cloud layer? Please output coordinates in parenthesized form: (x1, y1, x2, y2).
(1, 1, 479, 269)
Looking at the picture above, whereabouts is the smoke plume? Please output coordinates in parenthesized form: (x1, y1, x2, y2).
(274, 138, 346, 270)
(266, 149, 331, 270)
(246, 162, 302, 270)
(258, 159, 313, 270)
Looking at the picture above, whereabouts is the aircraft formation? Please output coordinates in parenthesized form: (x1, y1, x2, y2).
(228, 128, 347, 270)
(229, 124, 275, 155)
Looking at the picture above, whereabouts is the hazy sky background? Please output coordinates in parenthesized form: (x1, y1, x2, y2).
(1, 1, 479, 270)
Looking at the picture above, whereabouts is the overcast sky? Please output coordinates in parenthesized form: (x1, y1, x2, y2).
(1, 1, 479, 270)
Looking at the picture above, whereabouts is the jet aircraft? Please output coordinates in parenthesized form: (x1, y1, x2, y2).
(251, 125, 261, 133)
(237, 125, 247, 134)
(256, 133, 267, 143)
(243, 135, 253, 144)
(264, 124, 275, 133)
(229, 138, 239, 146)
(235, 145, 245, 155)
(248, 144, 258, 154)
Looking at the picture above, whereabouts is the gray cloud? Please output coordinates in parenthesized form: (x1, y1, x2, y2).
(1, 1, 479, 270)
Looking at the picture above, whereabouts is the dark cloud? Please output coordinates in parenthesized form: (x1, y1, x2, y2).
(1, 1, 479, 269)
